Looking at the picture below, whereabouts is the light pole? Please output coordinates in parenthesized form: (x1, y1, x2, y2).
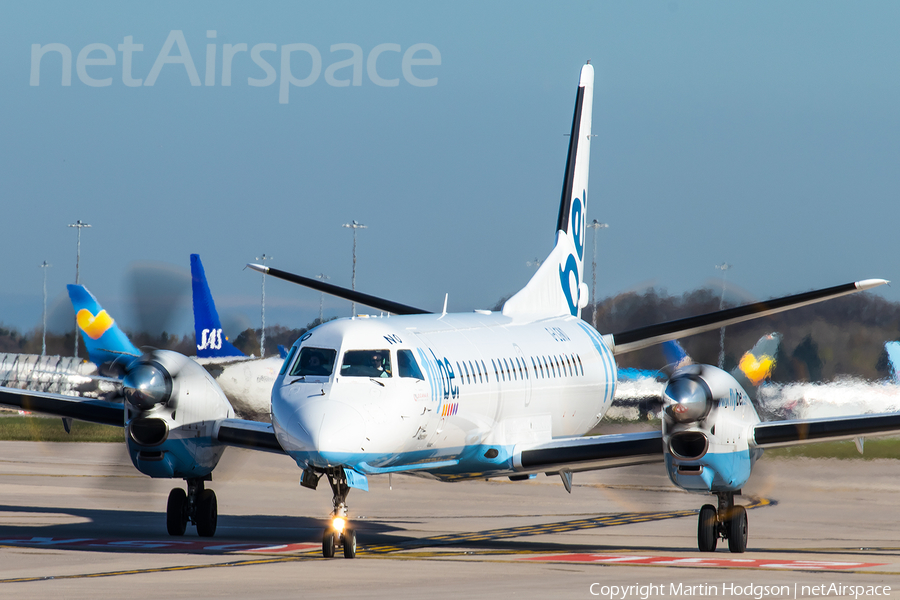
(315, 273, 329, 324)
(341, 220, 367, 316)
(587, 220, 608, 328)
(68, 220, 91, 359)
(40, 261, 51, 356)
(256, 254, 273, 358)
(715, 262, 732, 369)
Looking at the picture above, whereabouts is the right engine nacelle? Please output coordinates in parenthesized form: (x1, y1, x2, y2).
(661, 364, 762, 493)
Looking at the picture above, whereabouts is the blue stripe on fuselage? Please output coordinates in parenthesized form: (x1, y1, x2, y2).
(575, 321, 617, 405)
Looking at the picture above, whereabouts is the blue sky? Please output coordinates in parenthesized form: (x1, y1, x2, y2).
(2, 1, 899, 338)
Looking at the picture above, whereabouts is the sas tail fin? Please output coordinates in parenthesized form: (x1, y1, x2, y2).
(191, 254, 245, 358)
(503, 63, 594, 320)
(67, 284, 140, 366)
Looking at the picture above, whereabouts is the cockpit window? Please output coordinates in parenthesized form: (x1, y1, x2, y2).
(289, 347, 337, 377)
(341, 350, 392, 378)
(279, 346, 298, 375)
(397, 349, 424, 379)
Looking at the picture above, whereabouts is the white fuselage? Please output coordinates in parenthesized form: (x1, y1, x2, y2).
(271, 311, 617, 479)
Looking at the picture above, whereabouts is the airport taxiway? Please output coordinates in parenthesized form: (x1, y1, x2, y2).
(0, 440, 899, 598)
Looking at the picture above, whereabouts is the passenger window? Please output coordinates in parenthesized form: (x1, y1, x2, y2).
(289, 347, 337, 377)
(341, 349, 392, 378)
(576, 354, 584, 375)
(397, 349, 424, 379)
(280, 346, 298, 375)
(481, 360, 488, 383)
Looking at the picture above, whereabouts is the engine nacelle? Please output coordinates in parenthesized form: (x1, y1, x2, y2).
(661, 364, 762, 494)
(123, 350, 235, 479)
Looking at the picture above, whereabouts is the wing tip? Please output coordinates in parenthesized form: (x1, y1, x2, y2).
(855, 278, 889, 291)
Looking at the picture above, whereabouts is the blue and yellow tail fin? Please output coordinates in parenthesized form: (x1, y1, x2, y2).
(191, 254, 245, 358)
(67, 284, 140, 366)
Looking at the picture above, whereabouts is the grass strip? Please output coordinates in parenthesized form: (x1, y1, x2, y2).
(0, 416, 122, 442)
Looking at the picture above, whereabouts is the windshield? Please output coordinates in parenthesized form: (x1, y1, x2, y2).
(397, 349, 424, 379)
(289, 347, 337, 377)
(340, 349, 392, 378)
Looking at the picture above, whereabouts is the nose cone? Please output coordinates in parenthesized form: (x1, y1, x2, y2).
(297, 400, 367, 465)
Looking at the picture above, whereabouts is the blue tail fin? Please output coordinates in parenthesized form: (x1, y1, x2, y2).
(67, 284, 140, 366)
(191, 254, 245, 358)
(885, 341, 900, 382)
(662, 340, 691, 370)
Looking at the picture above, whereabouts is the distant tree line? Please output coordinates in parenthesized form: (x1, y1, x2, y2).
(585, 288, 900, 382)
(0, 318, 331, 362)
(1, 290, 898, 382)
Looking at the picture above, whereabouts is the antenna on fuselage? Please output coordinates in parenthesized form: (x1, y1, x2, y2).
(442, 294, 448, 316)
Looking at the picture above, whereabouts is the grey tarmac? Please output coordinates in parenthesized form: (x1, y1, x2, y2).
(0, 441, 898, 599)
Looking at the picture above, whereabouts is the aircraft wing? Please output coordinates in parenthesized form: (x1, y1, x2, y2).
(214, 418, 285, 454)
(608, 279, 887, 355)
(752, 412, 900, 448)
(0, 387, 286, 455)
(0, 386, 124, 427)
(512, 430, 663, 475)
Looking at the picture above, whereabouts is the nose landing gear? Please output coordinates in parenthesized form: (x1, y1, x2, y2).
(697, 491, 747, 553)
(322, 469, 357, 558)
(166, 476, 217, 537)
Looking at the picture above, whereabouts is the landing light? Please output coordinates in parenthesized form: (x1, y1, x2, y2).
(332, 517, 346, 533)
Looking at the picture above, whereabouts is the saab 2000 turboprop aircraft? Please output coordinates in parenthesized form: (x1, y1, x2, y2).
(1, 63, 899, 558)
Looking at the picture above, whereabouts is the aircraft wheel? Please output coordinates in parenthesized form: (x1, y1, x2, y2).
(698, 504, 717, 552)
(166, 488, 188, 536)
(727, 505, 748, 553)
(322, 529, 335, 558)
(342, 528, 357, 559)
(196, 489, 218, 537)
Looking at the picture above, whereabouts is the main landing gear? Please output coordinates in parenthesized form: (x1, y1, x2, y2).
(322, 469, 357, 558)
(697, 491, 747, 553)
(166, 477, 218, 537)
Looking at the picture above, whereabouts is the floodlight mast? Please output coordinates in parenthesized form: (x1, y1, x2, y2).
(341, 220, 367, 316)
(256, 254, 273, 358)
(40, 261, 51, 356)
(315, 273, 330, 324)
(715, 262, 732, 369)
(68, 220, 91, 359)
(587, 220, 608, 329)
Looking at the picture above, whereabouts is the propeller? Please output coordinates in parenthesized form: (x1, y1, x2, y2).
(124, 261, 192, 338)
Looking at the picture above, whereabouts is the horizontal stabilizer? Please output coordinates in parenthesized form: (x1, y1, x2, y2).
(247, 264, 431, 316)
(752, 412, 900, 448)
(608, 279, 887, 355)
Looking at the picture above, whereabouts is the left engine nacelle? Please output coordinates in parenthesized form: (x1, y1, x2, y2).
(661, 364, 762, 493)
(122, 350, 235, 479)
